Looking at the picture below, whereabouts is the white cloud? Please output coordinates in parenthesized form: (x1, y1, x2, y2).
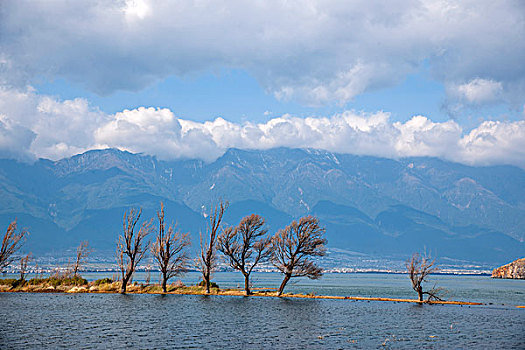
(93, 107, 525, 169)
(459, 120, 525, 167)
(0, 87, 107, 160)
(447, 78, 504, 105)
(1, 2, 523, 169)
(95, 107, 221, 161)
(1, 0, 524, 107)
(393, 116, 462, 158)
(0, 115, 35, 161)
(124, 0, 152, 21)
(1, 87, 524, 168)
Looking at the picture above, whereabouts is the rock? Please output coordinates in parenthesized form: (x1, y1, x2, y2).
(66, 286, 88, 293)
(492, 258, 525, 279)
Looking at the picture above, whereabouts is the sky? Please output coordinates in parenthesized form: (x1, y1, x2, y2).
(0, 0, 524, 168)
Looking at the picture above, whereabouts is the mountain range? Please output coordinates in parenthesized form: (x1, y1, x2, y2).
(0, 148, 523, 267)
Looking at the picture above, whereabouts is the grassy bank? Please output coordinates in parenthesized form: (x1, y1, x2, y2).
(0, 277, 486, 305)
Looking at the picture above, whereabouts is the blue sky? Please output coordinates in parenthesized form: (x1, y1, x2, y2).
(0, 1, 524, 167)
(33, 67, 442, 124)
(34, 64, 513, 128)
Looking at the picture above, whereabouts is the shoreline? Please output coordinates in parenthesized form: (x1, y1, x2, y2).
(0, 270, 495, 278)
(0, 282, 487, 306)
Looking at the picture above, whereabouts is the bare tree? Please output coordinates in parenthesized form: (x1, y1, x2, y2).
(0, 220, 28, 271)
(406, 252, 444, 302)
(144, 260, 152, 286)
(197, 200, 228, 294)
(116, 208, 153, 294)
(72, 241, 92, 276)
(271, 216, 327, 296)
(152, 202, 191, 293)
(19, 253, 31, 281)
(218, 214, 272, 295)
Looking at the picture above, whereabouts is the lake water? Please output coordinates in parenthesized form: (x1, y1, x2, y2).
(1, 273, 524, 349)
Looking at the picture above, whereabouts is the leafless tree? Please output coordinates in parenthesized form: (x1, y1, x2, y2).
(152, 202, 191, 293)
(197, 200, 228, 294)
(144, 260, 152, 286)
(116, 208, 153, 294)
(0, 219, 28, 270)
(72, 241, 92, 276)
(19, 253, 31, 281)
(218, 214, 272, 295)
(406, 252, 445, 302)
(271, 216, 327, 296)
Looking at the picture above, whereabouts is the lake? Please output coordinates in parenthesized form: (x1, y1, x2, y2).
(1, 273, 524, 348)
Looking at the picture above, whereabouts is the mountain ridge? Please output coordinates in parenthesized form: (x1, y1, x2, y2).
(0, 147, 523, 265)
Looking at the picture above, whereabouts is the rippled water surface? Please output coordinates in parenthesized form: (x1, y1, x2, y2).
(1, 273, 524, 349)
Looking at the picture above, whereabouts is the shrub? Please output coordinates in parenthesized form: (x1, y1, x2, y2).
(28, 275, 88, 287)
(93, 278, 113, 286)
(171, 280, 185, 288)
(59, 276, 88, 286)
(12, 279, 27, 288)
(73, 276, 88, 285)
(48, 277, 64, 287)
(197, 280, 219, 289)
(0, 279, 28, 288)
(0, 278, 18, 287)
(28, 278, 47, 285)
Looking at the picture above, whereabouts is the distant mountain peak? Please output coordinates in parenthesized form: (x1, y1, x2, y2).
(1, 146, 524, 264)
(51, 148, 158, 176)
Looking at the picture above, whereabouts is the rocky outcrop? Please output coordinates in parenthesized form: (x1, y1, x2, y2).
(492, 258, 525, 279)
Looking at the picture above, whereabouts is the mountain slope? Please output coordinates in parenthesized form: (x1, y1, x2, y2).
(0, 148, 523, 265)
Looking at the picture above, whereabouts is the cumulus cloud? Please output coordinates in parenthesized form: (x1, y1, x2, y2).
(0, 115, 35, 161)
(0, 87, 108, 160)
(447, 79, 504, 105)
(1, 0, 524, 108)
(95, 107, 222, 161)
(2, 87, 524, 168)
(459, 120, 525, 167)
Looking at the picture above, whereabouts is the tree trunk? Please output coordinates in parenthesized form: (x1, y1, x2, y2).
(417, 286, 423, 302)
(244, 273, 251, 296)
(162, 273, 167, 293)
(277, 273, 291, 296)
(205, 271, 210, 294)
(120, 276, 129, 294)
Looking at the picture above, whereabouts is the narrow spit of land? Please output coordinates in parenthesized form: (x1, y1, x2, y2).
(0, 280, 486, 306)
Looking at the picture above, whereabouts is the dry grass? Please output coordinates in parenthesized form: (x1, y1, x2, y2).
(0, 278, 483, 305)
